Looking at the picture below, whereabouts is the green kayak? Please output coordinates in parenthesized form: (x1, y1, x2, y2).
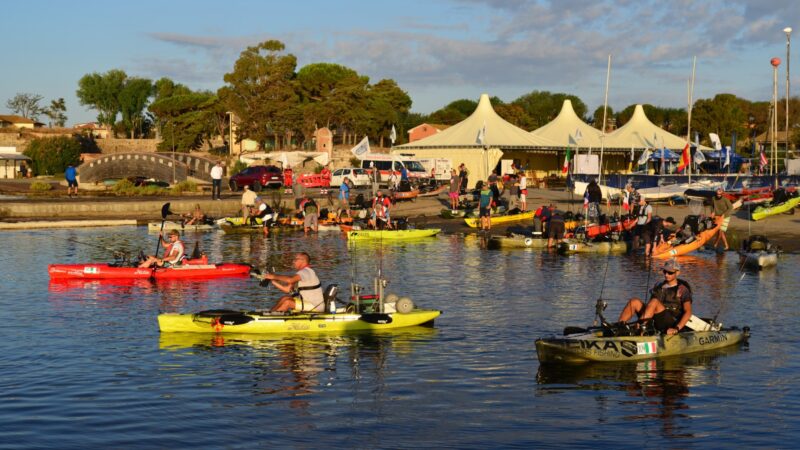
(489, 234, 549, 249)
(558, 239, 631, 254)
(536, 321, 749, 364)
(751, 196, 800, 221)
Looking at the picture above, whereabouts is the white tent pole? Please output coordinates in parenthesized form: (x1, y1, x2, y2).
(599, 54, 611, 184)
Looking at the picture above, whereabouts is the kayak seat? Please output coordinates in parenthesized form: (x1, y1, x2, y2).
(323, 284, 339, 311)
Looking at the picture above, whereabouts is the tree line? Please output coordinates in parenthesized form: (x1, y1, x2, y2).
(6, 38, 799, 153)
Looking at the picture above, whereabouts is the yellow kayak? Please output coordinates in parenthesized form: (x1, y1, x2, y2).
(159, 309, 441, 334)
(464, 210, 535, 228)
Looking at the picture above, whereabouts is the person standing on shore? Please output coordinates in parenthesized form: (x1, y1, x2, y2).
(479, 181, 492, 231)
(210, 161, 223, 200)
(458, 163, 469, 194)
(632, 196, 653, 256)
(448, 169, 461, 213)
(65, 164, 78, 197)
(519, 171, 527, 211)
(710, 187, 733, 251)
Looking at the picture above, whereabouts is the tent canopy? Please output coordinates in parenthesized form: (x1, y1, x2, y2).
(605, 105, 712, 151)
(530, 99, 604, 148)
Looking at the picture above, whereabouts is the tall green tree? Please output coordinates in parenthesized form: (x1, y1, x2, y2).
(23, 136, 82, 175)
(218, 40, 299, 150)
(76, 69, 127, 130)
(149, 91, 220, 152)
(691, 94, 748, 148)
(365, 79, 412, 146)
(44, 98, 68, 127)
(512, 91, 587, 130)
(118, 77, 153, 138)
(6, 93, 44, 119)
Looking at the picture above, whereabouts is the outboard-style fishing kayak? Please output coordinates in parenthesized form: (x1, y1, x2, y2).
(652, 224, 720, 258)
(464, 210, 534, 228)
(347, 229, 441, 240)
(48, 259, 252, 280)
(536, 322, 750, 364)
(581, 217, 636, 238)
(158, 308, 441, 333)
(738, 235, 779, 270)
(751, 196, 800, 221)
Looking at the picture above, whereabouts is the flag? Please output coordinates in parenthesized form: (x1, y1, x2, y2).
(350, 136, 370, 159)
(760, 149, 768, 170)
(583, 188, 589, 209)
(709, 133, 722, 150)
(637, 149, 652, 165)
(562, 146, 572, 174)
(694, 149, 706, 164)
(677, 143, 691, 172)
(630, 146, 634, 162)
(389, 125, 396, 144)
(723, 146, 730, 168)
(476, 121, 486, 146)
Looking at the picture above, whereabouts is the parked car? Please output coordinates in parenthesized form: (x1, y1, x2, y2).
(229, 165, 283, 192)
(330, 167, 371, 187)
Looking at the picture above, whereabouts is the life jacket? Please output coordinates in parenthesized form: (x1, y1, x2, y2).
(651, 279, 692, 314)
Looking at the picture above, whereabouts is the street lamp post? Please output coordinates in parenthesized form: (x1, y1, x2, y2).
(171, 121, 176, 184)
(785, 27, 792, 157)
(771, 57, 781, 177)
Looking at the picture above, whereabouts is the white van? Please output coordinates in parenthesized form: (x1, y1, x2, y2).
(359, 154, 428, 183)
(416, 158, 452, 182)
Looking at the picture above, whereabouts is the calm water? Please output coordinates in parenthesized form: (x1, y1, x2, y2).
(1, 226, 798, 448)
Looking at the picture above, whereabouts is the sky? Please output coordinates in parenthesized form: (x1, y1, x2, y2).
(3, 0, 799, 126)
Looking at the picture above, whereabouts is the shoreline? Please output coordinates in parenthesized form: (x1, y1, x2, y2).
(1, 187, 799, 253)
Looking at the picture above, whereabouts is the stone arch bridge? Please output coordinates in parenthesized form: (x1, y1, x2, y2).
(78, 152, 224, 184)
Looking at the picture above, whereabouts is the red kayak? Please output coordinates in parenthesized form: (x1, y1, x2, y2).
(584, 217, 637, 238)
(48, 256, 252, 280)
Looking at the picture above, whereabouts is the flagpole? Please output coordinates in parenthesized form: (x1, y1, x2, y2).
(599, 54, 611, 185)
(686, 56, 696, 183)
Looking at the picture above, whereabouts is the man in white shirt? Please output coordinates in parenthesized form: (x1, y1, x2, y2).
(264, 252, 325, 313)
(210, 161, 224, 200)
(241, 185, 258, 220)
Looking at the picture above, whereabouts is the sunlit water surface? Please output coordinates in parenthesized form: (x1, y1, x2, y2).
(1, 226, 798, 448)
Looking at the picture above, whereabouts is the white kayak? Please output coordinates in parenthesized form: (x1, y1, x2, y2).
(147, 220, 217, 232)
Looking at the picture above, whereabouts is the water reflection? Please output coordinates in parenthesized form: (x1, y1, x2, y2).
(159, 327, 438, 411)
(536, 346, 746, 439)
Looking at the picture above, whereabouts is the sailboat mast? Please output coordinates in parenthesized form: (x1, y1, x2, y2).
(687, 56, 696, 183)
(599, 54, 611, 184)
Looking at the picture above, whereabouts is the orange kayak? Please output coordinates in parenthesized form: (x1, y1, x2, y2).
(652, 225, 720, 258)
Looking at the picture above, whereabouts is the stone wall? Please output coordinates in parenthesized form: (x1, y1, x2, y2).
(95, 138, 159, 154)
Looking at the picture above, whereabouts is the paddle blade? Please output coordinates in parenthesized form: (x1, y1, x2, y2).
(161, 203, 172, 219)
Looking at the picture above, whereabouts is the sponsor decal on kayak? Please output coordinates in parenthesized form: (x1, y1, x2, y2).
(699, 333, 728, 345)
(637, 341, 658, 355)
(569, 340, 638, 357)
(84, 267, 98, 274)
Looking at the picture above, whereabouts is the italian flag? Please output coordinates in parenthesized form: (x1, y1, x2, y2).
(637, 341, 658, 355)
(562, 146, 572, 174)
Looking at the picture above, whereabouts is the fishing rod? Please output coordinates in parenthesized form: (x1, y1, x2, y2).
(66, 237, 130, 259)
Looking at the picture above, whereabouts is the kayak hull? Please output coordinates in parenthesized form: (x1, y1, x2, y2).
(489, 235, 549, 249)
(347, 229, 441, 240)
(158, 309, 441, 334)
(147, 221, 217, 232)
(536, 327, 749, 364)
(48, 262, 251, 280)
(559, 239, 630, 254)
(739, 251, 778, 269)
(464, 211, 535, 228)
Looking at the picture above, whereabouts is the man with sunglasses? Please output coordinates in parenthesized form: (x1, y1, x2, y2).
(617, 260, 692, 335)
